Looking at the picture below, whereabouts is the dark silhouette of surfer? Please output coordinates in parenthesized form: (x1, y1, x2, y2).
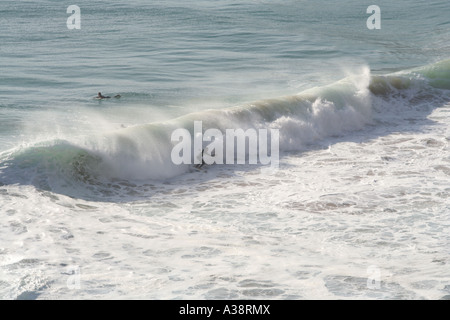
(194, 149, 206, 169)
(97, 92, 110, 99)
(194, 148, 215, 169)
(96, 92, 121, 99)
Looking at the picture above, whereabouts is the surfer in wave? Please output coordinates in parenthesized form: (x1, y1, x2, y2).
(194, 148, 216, 169)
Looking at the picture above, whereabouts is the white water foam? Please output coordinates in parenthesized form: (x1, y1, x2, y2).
(1, 63, 449, 299)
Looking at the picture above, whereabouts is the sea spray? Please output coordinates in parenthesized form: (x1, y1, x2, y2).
(1, 61, 448, 185)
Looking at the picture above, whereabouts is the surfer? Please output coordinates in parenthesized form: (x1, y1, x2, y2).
(96, 92, 110, 99)
(194, 149, 207, 169)
(96, 92, 121, 99)
(194, 148, 215, 169)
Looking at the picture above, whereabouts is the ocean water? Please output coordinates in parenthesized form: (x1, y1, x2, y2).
(0, 0, 449, 300)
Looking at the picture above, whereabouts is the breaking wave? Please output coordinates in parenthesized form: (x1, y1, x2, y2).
(0, 60, 449, 195)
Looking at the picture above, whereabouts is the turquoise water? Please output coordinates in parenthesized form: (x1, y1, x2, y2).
(1, 0, 448, 150)
(1, 0, 449, 108)
(1, 0, 449, 300)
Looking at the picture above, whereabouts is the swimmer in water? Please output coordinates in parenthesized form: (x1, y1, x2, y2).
(97, 92, 110, 99)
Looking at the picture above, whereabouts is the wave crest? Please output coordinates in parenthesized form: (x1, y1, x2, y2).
(1, 60, 448, 189)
